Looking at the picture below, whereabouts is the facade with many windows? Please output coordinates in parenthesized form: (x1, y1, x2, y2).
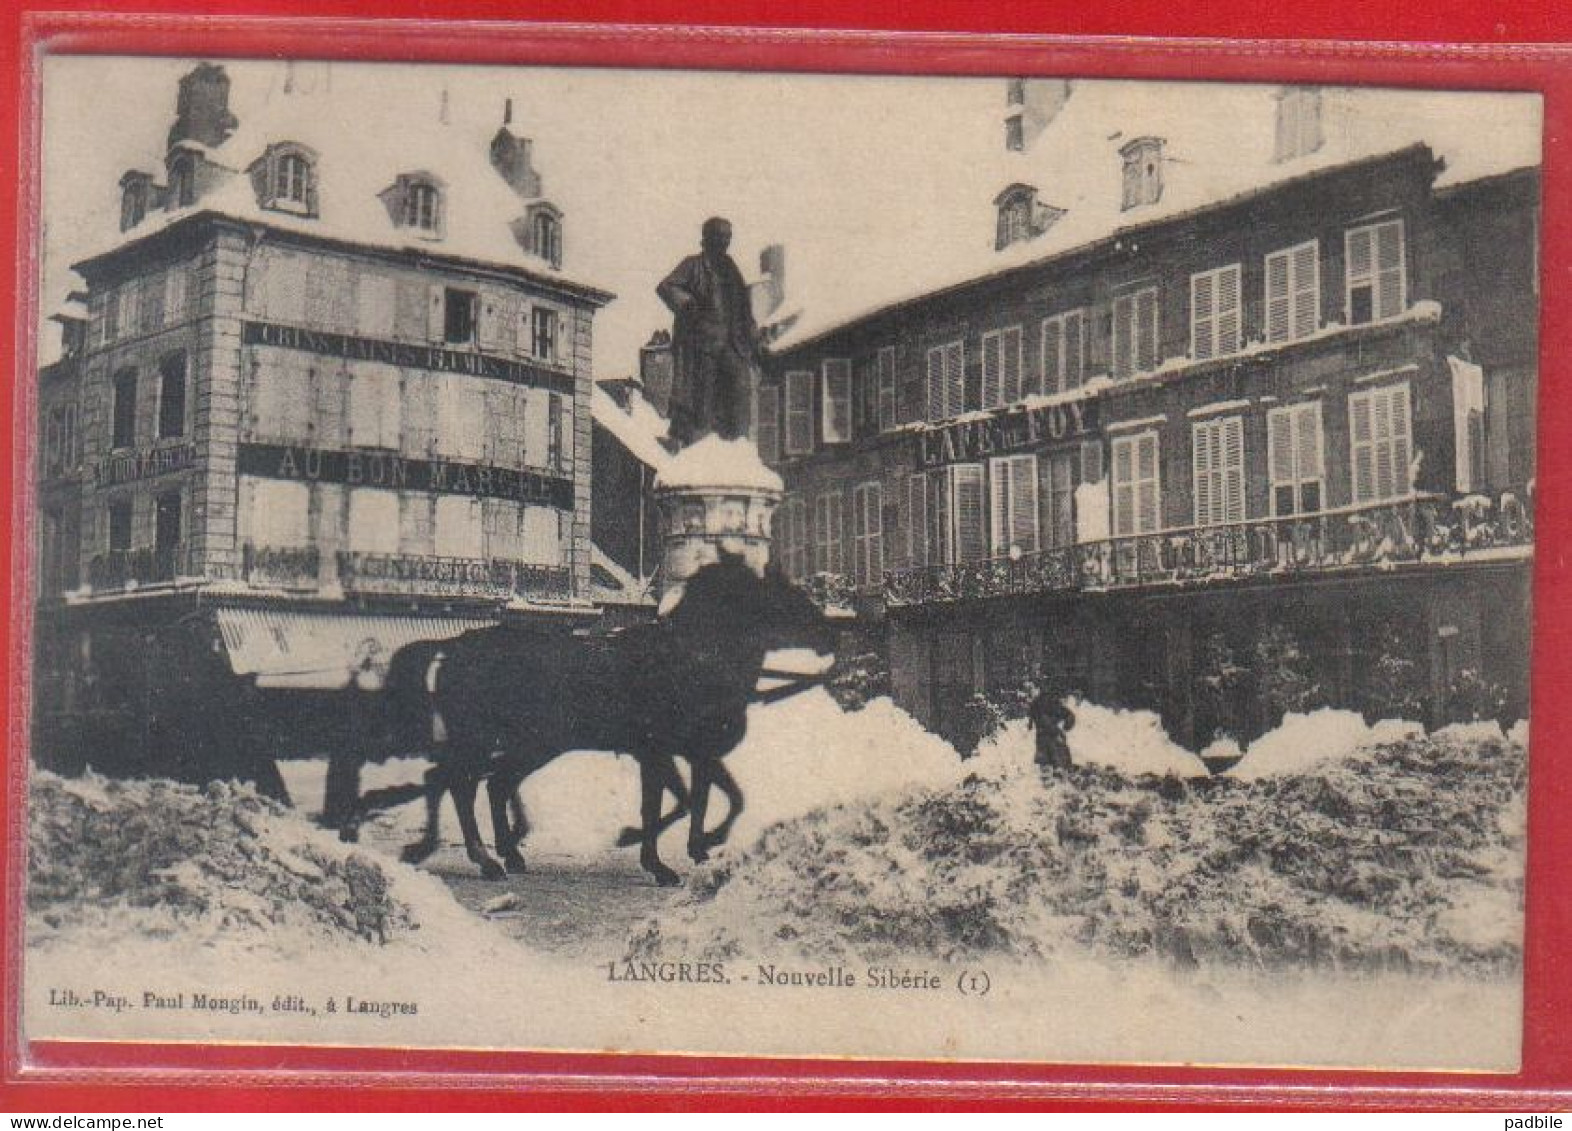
(33, 63, 612, 778)
(760, 81, 1538, 748)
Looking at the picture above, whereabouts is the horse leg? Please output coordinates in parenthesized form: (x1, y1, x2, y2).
(687, 758, 715, 864)
(697, 760, 745, 852)
(399, 764, 446, 865)
(616, 755, 689, 848)
(452, 769, 505, 880)
(490, 773, 529, 875)
(638, 757, 681, 887)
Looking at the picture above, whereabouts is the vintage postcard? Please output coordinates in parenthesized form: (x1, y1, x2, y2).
(20, 52, 1539, 1072)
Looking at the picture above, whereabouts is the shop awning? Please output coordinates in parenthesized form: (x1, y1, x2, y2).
(213, 607, 498, 689)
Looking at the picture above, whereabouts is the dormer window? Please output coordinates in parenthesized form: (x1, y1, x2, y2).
(168, 154, 196, 209)
(119, 173, 153, 232)
(1274, 86, 1324, 163)
(520, 202, 564, 267)
(252, 142, 319, 216)
(1119, 137, 1165, 211)
(407, 182, 440, 231)
(993, 183, 1064, 251)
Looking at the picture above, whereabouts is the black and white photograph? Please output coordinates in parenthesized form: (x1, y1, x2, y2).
(21, 54, 1540, 1069)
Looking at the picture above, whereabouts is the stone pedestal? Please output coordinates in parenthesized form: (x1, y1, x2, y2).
(652, 482, 780, 595)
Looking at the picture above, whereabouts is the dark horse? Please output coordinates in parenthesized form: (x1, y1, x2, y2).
(389, 556, 833, 884)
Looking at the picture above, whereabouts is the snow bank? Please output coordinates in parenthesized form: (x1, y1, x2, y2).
(973, 702, 1207, 779)
(1226, 709, 1425, 781)
(653, 435, 783, 492)
(635, 726, 1527, 974)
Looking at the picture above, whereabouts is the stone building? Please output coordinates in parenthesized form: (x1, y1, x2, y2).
(759, 80, 1539, 748)
(33, 62, 613, 777)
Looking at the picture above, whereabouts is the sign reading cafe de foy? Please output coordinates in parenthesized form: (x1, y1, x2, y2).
(916, 398, 1099, 468)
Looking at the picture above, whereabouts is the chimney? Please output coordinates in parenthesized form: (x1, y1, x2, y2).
(167, 63, 237, 151)
(490, 104, 543, 199)
(640, 330, 675, 418)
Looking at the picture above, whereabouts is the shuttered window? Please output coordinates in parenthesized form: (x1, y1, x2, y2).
(851, 481, 884, 588)
(822, 358, 852, 443)
(923, 464, 986, 565)
(1346, 219, 1406, 325)
(906, 472, 928, 567)
(1111, 431, 1161, 536)
(775, 495, 809, 580)
(756, 384, 781, 465)
(1267, 402, 1325, 515)
(1112, 287, 1159, 379)
(981, 326, 1025, 408)
(1191, 264, 1242, 361)
(1349, 383, 1413, 504)
(1044, 450, 1077, 548)
(1042, 309, 1086, 392)
(876, 347, 898, 431)
(1192, 415, 1246, 527)
(814, 490, 845, 575)
(434, 377, 484, 458)
(784, 370, 814, 455)
(399, 495, 436, 557)
(1265, 240, 1320, 343)
(433, 496, 482, 558)
(989, 454, 1040, 556)
(925, 340, 965, 421)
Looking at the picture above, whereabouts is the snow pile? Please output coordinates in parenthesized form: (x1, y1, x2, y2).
(28, 772, 418, 949)
(396, 688, 959, 863)
(972, 703, 1207, 779)
(633, 726, 1526, 973)
(653, 435, 783, 492)
(1223, 710, 1425, 780)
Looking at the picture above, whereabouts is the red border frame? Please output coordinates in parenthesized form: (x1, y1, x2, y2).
(4, 5, 1571, 1112)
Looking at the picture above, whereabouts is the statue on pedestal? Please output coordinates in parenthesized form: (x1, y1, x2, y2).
(656, 217, 763, 449)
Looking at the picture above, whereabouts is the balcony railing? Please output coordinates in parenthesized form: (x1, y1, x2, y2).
(241, 543, 322, 590)
(87, 544, 198, 590)
(336, 551, 572, 601)
(882, 492, 1534, 607)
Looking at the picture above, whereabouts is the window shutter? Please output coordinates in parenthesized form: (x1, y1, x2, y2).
(1350, 392, 1375, 503)
(1041, 317, 1063, 393)
(982, 332, 1003, 409)
(757, 385, 780, 464)
(1112, 293, 1133, 379)
(1267, 407, 1295, 510)
(867, 484, 884, 582)
(427, 285, 446, 343)
(1137, 288, 1159, 373)
(1388, 384, 1412, 497)
(1192, 271, 1216, 360)
(989, 458, 1011, 556)
(1222, 415, 1244, 522)
(1065, 310, 1085, 388)
(477, 293, 505, 353)
(164, 269, 188, 326)
(952, 464, 986, 562)
(1295, 402, 1323, 480)
(784, 371, 813, 455)
(1136, 433, 1160, 534)
(1217, 265, 1241, 356)
(926, 347, 944, 421)
(822, 359, 852, 443)
(1112, 437, 1135, 537)
(1193, 420, 1215, 526)
(946, 342, 966, 418)
(928, 469, 951, 565)
(1010, 453, 1039, 553)
(877, 348, 897, 431)
(1376, 221, 1406, 320)
(1291, 241, 1319, 339)
(907, 473, 928, 567)
(1265, 250, 1291, 343)
(1063, 446, 1092, 494)
(1004, 327, 1024, 403)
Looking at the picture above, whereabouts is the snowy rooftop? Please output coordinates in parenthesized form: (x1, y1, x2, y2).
(591, 381, 672, 474)
(70, 63, 609, 302)
(771, 81, 1541, 352)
